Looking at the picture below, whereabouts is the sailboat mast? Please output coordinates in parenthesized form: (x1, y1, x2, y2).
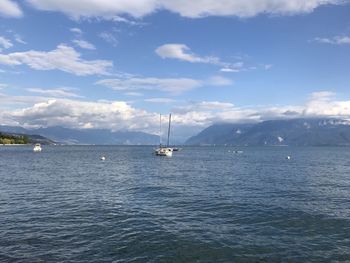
(159, 114, 162, 147)
(167, 114, 171, 147)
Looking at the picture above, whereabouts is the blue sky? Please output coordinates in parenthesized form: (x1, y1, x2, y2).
(0, 0, 350, 140)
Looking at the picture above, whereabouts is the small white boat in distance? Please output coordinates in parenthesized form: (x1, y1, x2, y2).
(33, 143, 42, 152)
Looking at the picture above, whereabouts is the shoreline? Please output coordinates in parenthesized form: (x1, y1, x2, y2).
(0, 144, 31, 146)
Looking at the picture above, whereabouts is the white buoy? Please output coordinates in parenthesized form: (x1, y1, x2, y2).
(286, 155, 291, 160)
(100, 156, 106, 161)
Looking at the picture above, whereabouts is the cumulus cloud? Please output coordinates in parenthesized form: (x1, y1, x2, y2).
(96, 75, 232, 94)
(0, 93, 51, 108)
(155, 44, 221, 64)
(0, 44, 112, 76)
(26, 0, 343, 19)
(72, 39, 96, 50)
(313, 35, 350, 45)
(0, 98, 159, 131)
(160, 0, 343, 18)
(1, 91, 350, 139)
(303, 91, 350, 117)
(27, 0, 157, 19)
(0, 36, 13, 51)
(171, 92, 350, 127)
(0, 0, 22, 18)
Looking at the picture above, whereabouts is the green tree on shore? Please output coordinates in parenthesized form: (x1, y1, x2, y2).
(0, 133, 29, 144)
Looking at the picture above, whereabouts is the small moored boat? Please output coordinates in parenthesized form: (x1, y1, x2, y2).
(33, 143, 42, 152)
(155, 147, 173, 157)
(154, 114, 173, 157)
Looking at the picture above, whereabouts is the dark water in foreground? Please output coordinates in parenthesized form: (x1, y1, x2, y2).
(0, 146, 350, 262)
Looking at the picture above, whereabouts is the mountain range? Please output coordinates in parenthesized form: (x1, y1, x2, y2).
(186, 118, 350, 146)
(3, 118, 350, 146)
(0, 126, 159, 145)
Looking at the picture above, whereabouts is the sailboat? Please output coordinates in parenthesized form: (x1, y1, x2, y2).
(33, 143, 42, 152)
(155, 114, 173, 157)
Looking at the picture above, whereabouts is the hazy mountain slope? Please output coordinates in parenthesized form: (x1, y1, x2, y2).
(185, 119, 350, 146)
(0, 126, 159, 145)
(185, 123, 253, 145)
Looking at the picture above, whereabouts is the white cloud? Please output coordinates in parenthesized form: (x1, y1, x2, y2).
(27, 0, 157, 19)
(110, 15, 147, 26)
(14, 34, 26, 44)
(171, 92, 350, 127)
(99, 32, 118, 47)
(96, 75, 232, 94)
(145, 97, 177, 103)
(160, 0, 343, 18)
(303, 92, 350, 117)
(0, 98, 159, 131)
(0, 44, 112, 76)
(70, 27, 83, 35)
(26, 87, 82, 98)
(220, 68, 239, 73)
(220, 62, 243, 72)
(156, 44, 266, 73)
(72, 39, 96, 50)
(1, 91, 350, 140)
(207, 76, 233, 86)
(97, 77, 202, 94)
(0, 36, 13, 51)
(124, 92, 143, 97)
(0, 0, 22, 18)
(174, 101, 235, 114)
(309, 91, 335, 100)
(221, 62, 273, 73)
(0, 93, 52, 108)
(196, 101, 235, 110)
(313, 36, 350, 45)
(26, 0, 343, 19)
(155, 44, 221, 64)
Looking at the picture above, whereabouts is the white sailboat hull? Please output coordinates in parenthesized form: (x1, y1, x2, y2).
(155, 147, 173, 157)
(33, 144, 42, 152)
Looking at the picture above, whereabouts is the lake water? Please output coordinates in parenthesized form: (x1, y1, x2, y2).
(1, 146, 350, 262)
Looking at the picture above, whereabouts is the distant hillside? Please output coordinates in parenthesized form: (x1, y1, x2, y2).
(0, 132, 55, 145)
(186, 123, 253, 145)
(185, 118, 350, 146)
(0, 126, 159, 145)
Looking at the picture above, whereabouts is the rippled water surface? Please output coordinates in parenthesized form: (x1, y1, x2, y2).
(1, 146, 350, 262)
